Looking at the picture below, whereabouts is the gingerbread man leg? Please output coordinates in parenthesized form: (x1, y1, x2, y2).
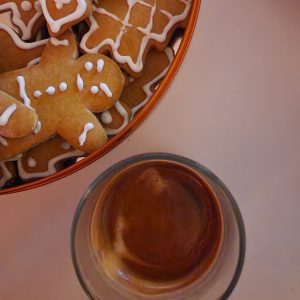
(56, 106, 107, 153)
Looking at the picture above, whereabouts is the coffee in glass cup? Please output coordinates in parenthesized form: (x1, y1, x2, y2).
(71, 153, 245, 300)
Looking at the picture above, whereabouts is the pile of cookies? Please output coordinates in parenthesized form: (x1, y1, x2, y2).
(0, 0, 191, 188)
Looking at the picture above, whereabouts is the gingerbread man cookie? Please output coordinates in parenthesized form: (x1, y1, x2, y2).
(39, 0, 92, 37)
(80, 0, 191, 76)
(17, 135, 84, 180)
(0, 23, 47, 73)
(0, 90, 38, 138)
(0, 30, 124, 160)
(0, 0, 45, 40)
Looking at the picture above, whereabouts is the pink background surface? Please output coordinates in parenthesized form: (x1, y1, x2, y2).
(1, 0, 300, 299)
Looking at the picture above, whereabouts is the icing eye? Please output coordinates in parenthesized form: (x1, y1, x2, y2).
(85, 62, 93, 71)
(97, 59, 104, 73)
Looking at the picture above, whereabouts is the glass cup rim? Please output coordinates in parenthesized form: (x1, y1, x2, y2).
(71, 152, 246, 300)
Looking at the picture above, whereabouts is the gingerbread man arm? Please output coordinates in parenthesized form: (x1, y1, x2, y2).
(56, 103, 107, 153)
(0, 90, 38, 138)
(0, 23, 47, 73)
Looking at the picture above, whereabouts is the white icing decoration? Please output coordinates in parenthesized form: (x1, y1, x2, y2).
(137, 0, 152, 8)
(100, 111, 112, 124)
(159, 9, 174, 20)
(27, 157, 37, 168)
(39, 0, 87, 33)
(17, 149, 84, 180)
(90, 86, 99, 94)
(61, 141, 71, 150)
(105, 101, 129, 136)
(0, 136, 8, 147)
(34, 1, 41, 10)
(16, 75, 32, 108)
(131, 47, 174, 117)
(33, 120, 41, 134)
(77, 74, 84, 91)
(80, 0, 191, 73)
(59, 82, 68, 92)
(78, 123, 94, 146)
(85, 61, 93, 71)
(27, 57, 41, 67)
(99, 83, 112, 97)
(54, 0, 71, 10)
(34, 90, 42, 98)
(0, 24, 47, 49)
(45, 86, 56, 95)
(49, 37, 69, 46)
(0, 2, 43, 40)
(96, 59, 104, 73)
(21, 1, 32, 11)
(0, 104, 17, 126)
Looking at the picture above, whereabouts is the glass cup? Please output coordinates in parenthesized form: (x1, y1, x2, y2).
(71, 153, 245, 300)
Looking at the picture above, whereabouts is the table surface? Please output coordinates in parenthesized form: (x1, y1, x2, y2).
(1, 0, 300, 299)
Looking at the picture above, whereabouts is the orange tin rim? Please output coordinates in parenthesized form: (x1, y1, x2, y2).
(0, 0, 201, 195)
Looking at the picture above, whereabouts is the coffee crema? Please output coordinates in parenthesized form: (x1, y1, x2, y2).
(91, 161, 223, 294)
